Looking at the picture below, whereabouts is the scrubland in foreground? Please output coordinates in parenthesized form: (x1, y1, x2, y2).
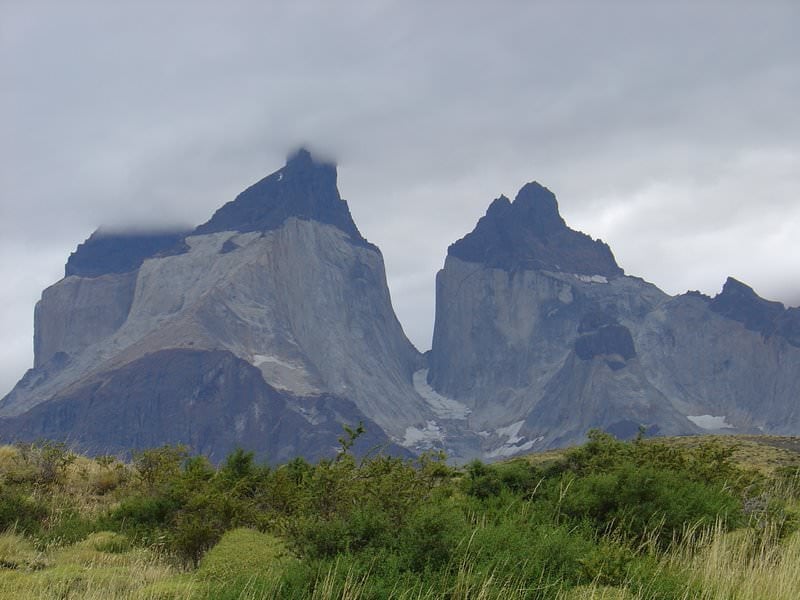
(0, 432, 799, 599)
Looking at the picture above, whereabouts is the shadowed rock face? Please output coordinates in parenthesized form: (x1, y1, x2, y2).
(448, 182, 623, 277)
(574, 310, 637, 368)
(0, 349, 407, 463)
(66, 230, 189, 278)
(710, 277, 800, 347)
(776, 308, 800, 347)
(575, 324, 636, 367)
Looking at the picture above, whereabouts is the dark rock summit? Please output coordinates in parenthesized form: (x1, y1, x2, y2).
(710, 277, 800, 347)
(194, 148, 374, 249)
(448, 182, 623, 276)
(66, 229, 189, 278)
(65, 149, 373, 280)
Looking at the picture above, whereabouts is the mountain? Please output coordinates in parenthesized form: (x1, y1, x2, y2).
(2, 154, 799, 462)
(0, 150, 428, 461)
(426, 181, 800, 455)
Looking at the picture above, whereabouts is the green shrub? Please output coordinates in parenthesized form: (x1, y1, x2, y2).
(399, 500, 465, 571)
(108, 494, 179, 542)
(463, 459, 502, 498)
(494, 459, 542, 494)
(11, 441, 76, 488)
(132, 444, 188, 492)
(0, 488, 46, 534)
(34, 508, 100, 548)
(555, 463, 741, 547)
(198, 527, 293, 582)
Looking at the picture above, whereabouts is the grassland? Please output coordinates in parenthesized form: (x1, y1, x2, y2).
(0, 432, 799, 599)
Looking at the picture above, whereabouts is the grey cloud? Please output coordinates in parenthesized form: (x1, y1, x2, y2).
(2, 0, 799, 395)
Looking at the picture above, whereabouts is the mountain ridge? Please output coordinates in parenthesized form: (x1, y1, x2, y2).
(2, 149, 799, 462)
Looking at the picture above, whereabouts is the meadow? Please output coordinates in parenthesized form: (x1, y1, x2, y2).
(0, 431, 799, 599)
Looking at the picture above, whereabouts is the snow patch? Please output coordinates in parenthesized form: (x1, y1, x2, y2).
(412, 369, 471, 419)
(687, 415, 734, 430)
(486, 440, 537, 459)
(574, 274, 609, 284)
(496, 420, 525, 444)
(253, 354, 297, 370)
(402, 421, 444, 447)
(484, 420, 540, 459)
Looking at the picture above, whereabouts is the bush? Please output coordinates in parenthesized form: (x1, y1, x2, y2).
(198, 528, 293, 582)
(34, 508, 101, 548)
(463, 460, 502, 498)
(132, 444, 188, 492)
(0, 487, 47, 534)
(400, 501, 465, 571)
(108, 494, 179, 540)
(555, 463, 741, 546)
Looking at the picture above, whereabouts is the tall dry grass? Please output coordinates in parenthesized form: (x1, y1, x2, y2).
(670, 522, 800, 600)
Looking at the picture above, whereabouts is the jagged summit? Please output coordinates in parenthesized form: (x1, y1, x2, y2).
(64, 149, 374, 280)
(711, 277, 784, 332)
(194, 148, 374, 249)
(512, 182, 567, 234)
(448, 181, 622, 276)
(710, 276, 800, 346)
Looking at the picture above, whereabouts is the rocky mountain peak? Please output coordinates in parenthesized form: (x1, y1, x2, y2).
(447, 182, 622, 276)
(283, 147, 336, 184)
(513, 182, 567, 235)
(194, 148, 373, 248)
(485, 194, 512, 214)
(710, 276, 786, 336)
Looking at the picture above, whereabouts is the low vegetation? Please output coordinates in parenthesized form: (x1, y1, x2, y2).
(0, 431, 799, 598)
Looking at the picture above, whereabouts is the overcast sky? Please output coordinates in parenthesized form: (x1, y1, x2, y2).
(2, 1, 799, 397)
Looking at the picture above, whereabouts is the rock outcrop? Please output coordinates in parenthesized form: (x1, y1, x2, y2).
(0, 150, 428, 461)
(427, 181, 800, 453)
(65, 229, 189, 278)
(4, 349, 404, 462)
(448, 183, 622, 276)
(3, 156, 799, 461)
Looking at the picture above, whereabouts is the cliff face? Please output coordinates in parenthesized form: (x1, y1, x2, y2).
(636, 291, 800, 433)
(2, 349, 405, 462)
(0, 150, 428, 461)
(3, 157, 799, 462)
(427, 182, 800, 455)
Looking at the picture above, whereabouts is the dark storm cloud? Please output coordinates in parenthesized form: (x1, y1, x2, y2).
(2, 1, 799, 394)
